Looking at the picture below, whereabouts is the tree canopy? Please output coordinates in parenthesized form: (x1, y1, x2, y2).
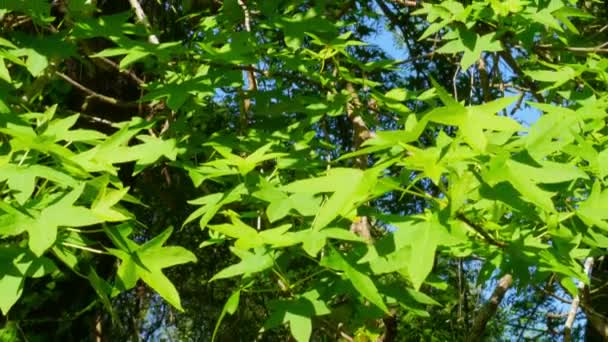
(1, 0, 608, 341)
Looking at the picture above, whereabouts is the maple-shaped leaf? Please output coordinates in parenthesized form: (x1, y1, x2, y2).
(105, 225, 197, 311)
(436, 30, 502, 70)
(427, 79, 521, 151)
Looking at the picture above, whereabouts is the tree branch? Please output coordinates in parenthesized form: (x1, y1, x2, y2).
(94, 56, 145, 86)
(582, 306, 608, 340)
(390, 0, 419, 7)
(236, 0, 257, 135)
(55, 72, 140, 108)
(345, 82, 376, 242)
(345, 82, 376, 168)
(535, 42, 608, 54)
(478, 56, 491, 102)
(128, 0, 159, 44)
(565, 257, 594, 341)
(466, 274, 513, 342)
(456, 213, 506, 248)
(498, 50, 545, 103)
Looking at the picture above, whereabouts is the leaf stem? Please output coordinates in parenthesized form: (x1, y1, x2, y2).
(61, 242, 109, 255)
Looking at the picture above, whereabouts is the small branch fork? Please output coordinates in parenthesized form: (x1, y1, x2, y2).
(564, 257, 594, 341)
(498, 50, 545, 103)
(95, 56, 145, 86)
(456, 213, 506, 248)
(55, 71, 140, 109)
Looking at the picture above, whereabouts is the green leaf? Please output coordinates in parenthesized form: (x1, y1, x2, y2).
(139, 269, 183, 310)
(525, 66, 577, 90)
(0, 58, 11, 82)
(212, 289, 241, 342)
(0, 248, 56, 315)
(524, 104, 579, 160)
(119, 49, 151, 69)
(288, 314, 311, 342)
(106, 226, 197, 311)
(263, 291, 331, 341)
(321, 247, 389, 313)
(91, 185, 131, 221)
(0, 163, 78, 204)
(185, 184, 248, 229)
(527, 8, 563, 32)
(436, 32, 502, 70)
(391, 218, 442, 290)
(27, 184, 104, 256)
(281, 168, 375, 230)
(211, 247, 274, 281)
(281, 168, 362, 194)
(88, 269, 116, 320)
(24, 48, 48, 76)
(482, 155, 557, 212)
(427, 81, 520, 151)
(577, 181, 608, 231)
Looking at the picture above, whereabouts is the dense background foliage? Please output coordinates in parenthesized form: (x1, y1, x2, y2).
(1, 0, 607, 341)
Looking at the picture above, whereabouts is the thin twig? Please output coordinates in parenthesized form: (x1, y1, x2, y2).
(61, 242, 108, 255)
(538, 286, 572, 304)
(94, 56, 145, 86)
(456, 213, 506, 248)
(547, 312, 569, 318)
(535, 42, 608, 54)
(509, 92, 525, 117)
(453, 65, 461, 100)
(55, 72, 140, 108)
(498, 49, 545, 103)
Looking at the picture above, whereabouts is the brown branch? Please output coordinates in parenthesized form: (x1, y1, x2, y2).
(547, 312, 569, 319)
(535, 42, 608, 54)
(456, 213, 506, 248)
(377, 309, 398, 342)
(95, 56, 145, 86)
(466, 274, 513, 342)
(55, 72, 140, 108)
(509, 92, 525, 117)
(498, 50, 545, 103)
(582, 306, 608, 340)
(537, 286, 572, 305)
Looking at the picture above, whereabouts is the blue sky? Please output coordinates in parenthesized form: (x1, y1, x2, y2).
(369, 25, 543, 127)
